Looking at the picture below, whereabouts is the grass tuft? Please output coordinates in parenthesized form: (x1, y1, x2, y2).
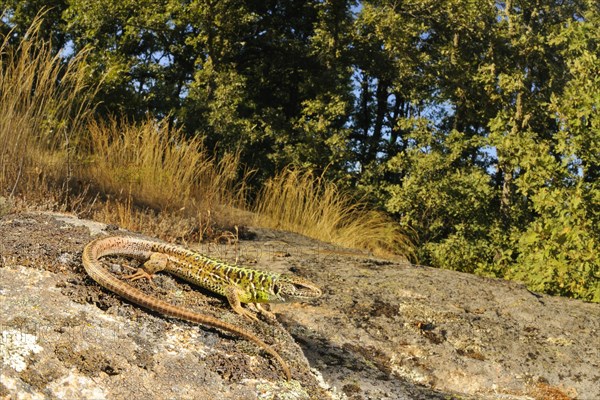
(78, 117, 246, 239)
(82, 117, 241, 213)
(253, 168, 414, 258)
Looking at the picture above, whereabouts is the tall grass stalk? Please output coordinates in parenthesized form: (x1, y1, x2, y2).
(253, 168, 414, 258)
(0, 16, 94, 200)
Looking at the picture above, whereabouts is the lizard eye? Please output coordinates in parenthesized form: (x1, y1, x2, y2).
(273, 284, 280, 294)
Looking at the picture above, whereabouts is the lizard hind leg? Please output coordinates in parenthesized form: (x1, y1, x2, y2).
(123, 252, 170, 282)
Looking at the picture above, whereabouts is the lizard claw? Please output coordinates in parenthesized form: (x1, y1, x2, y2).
(236, 306, 260, 322)
(124, 268, 154, 282)
(255, 303, 277, 321)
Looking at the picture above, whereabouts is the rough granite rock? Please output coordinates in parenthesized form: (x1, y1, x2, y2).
(0, 212, 598, 400)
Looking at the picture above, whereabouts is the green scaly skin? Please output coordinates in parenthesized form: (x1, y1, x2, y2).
(82, 234, 322, 380)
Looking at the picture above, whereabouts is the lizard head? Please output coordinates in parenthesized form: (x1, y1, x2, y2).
(271, 275, 322, 303)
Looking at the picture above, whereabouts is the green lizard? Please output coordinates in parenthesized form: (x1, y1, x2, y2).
(82, 235, 322, 380)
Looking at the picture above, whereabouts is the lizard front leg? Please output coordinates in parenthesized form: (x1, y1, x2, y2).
(225, 286, 261, 322)
(254, 303, 277, 321)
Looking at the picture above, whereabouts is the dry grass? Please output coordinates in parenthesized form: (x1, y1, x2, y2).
(1, 16, 409, 254)
(81, 117, 242, 212)
(0, 16, 94, 202)
(90, 196, 218, 242)
(0, 16, 244, 240)
(79, 117, 246, 239)
(253, 168, 414, 258)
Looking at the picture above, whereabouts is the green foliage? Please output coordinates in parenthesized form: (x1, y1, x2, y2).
(385, 128, 494, 244)
(64, 0, 185, 118)
(1, 1, 68, 50)
(3, 1, 598, 301)
(507, 4, 600, 302)
(357, 0, 599, 301)
(510, 185, 599, 302)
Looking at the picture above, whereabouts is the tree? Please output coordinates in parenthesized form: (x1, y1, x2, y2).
(62, 0, 356, 181)
(354, 0, 599, 300)
(64, 0, 195, 119)
(1, 0, 68, 51)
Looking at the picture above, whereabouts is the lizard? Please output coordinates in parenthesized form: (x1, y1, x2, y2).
(81, 234, 322, 380)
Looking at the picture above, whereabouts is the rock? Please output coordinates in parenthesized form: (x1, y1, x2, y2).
(0, 212, 598, 399)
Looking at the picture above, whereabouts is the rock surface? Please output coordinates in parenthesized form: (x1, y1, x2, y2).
(0, 212, 598, 399)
